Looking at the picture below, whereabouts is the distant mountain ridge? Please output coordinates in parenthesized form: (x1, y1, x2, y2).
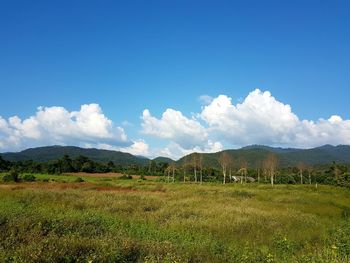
(1, 145, 350, 167)
(177, 144, 350, 168)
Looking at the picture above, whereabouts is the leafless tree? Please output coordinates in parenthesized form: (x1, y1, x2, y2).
(182, 156, 189, 183)
(297, 162, 306, 185)
(219, 152, 230, 184)
(199, 154, 203, 184)
(265, 153, 278, 186)
(239, 158, 248, 183)
(306, 165, 313, 185)
(192, 153, 199, 183)
(255, 160, 261, 183)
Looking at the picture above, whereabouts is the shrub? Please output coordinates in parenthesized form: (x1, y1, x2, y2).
(2, 170, 19, 182)
(21, 174, 36, 182)
(275, 174, 296, 184)
(118, 174, 133, 180)
(74, 177, 85, 183)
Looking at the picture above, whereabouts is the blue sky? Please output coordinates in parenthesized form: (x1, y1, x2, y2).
(0, 0, 350, 158)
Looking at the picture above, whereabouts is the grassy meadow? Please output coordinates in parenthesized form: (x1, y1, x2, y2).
(1, 173, 350, 262)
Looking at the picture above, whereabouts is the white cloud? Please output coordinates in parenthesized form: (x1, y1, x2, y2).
(119, 140, 150, 156)
(0, 104, 130, 151)
(201, 89, 350, 148)
(141, 108, 208, 149)
(198, 94, 214, 105)
(141, 89, 350, 157)
(90, 139, 150, 157)
(155, 140, 223, 160)
(2, 89, 350, 160)
(201, 90, 300, 146)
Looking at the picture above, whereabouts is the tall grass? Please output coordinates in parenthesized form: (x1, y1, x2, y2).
(1, 176, 350, 262)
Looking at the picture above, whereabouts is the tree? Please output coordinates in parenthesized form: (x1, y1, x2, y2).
(239, 158, 248, 183)
(0, 156, 9, 172)
(297, 162, 306, 184)
(61, 155, 75, 173)
(265, 153, 278, 186)
(148, 160, 156, 175)
(255, 160, 262, 183)
(107, 161, 115, 172)
(199, 154, 203, 184)
(219, 152, 230, 184)
(306, 165, 313, 185)
(182, 156, 189, 183)
(192, 153, 201, 183)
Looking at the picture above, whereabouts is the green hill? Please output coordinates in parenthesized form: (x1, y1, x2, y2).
(152, 156, 174, 163)
(0, 146, 149, 165)
(177, 145, 350, 168)
(1, 144, 350, 168)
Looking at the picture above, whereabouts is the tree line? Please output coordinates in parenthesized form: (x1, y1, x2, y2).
(1, 153, 350, 188)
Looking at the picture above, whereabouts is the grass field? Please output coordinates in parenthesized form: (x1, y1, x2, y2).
(1, 173, 350, 262)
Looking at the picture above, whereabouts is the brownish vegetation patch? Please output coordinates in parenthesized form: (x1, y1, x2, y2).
(64, 172, 160, 180)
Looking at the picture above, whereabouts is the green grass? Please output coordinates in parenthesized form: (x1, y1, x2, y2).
(1, 174, 350, 262)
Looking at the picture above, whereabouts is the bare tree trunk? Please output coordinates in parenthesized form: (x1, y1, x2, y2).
(308, 171, 311, 184)
(167, 169, 170, 183)
(257, 168, 260, 183)
(315, 176, 318, 189)
(200, 169, 203, 184)
(194, 167, 197, 183)
(270, 171, 274, 187)
(172, 167, 175, 183)
(300, 171, 303, 185)
(223, 168, 226, 184)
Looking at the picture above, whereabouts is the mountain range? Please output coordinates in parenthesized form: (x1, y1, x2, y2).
(1, 144, 350, 167)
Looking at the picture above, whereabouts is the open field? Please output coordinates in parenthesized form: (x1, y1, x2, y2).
(1, 174, 350, 262)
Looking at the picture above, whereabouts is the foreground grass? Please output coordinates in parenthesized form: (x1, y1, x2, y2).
(1, 175, 350, 262)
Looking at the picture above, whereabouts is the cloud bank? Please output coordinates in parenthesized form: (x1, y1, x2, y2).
(141, 89, 350, 158)
(1, 89, 349, 159)
(0, 104, 130, 151)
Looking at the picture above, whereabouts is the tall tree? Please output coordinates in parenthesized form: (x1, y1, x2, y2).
(265, 153, 278, 187)
(297, 162, 305, 185)
(192, 153, 199, 183)
(219, 152, 230, 184)
(199, 154, 203, 184)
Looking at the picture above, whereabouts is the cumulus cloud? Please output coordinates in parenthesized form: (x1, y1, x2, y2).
(198, 94, 214, 105)
(2, 89, 350, 159)
(155, 140, 223, 160)
(91, 139, 150, 157)
(201, 90, 300, 146)
(141, 108, 208, 149)
(201, 89, 350, 148)
(0, 104, 130, 151)
(141, 89, 350, 157)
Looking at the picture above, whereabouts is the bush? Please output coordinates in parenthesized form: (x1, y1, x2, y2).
(118, 174, 133, 180)
(21, 174, 36, 182)
(74, 177, 85, 183)
(2, 170, 19, 182)
(275, 174, 296, 184)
